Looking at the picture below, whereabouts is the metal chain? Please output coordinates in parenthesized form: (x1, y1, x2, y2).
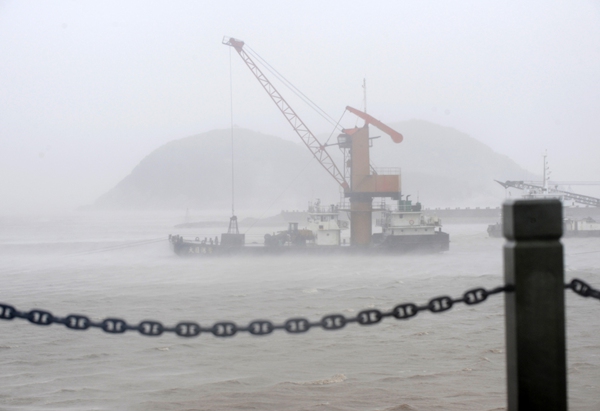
(566, 278, 600, 300)
(0, 280, 596, 338)
(0, 285, 512, 338)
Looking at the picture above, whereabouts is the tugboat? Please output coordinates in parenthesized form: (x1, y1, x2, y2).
(303, 200, 348, 246)
(374, 198, 449, 252)
(263, 200, 347, 249)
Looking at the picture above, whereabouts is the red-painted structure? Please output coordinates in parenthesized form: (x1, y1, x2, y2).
(224, 37, 407, 246)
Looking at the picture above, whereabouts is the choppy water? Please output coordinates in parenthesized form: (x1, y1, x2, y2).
(0, 211, 599, 410)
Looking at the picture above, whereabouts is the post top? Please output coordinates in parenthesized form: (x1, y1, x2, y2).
(502, 199, 563, 240)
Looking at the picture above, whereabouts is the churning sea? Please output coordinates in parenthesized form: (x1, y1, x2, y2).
(0, 210, 598, 410)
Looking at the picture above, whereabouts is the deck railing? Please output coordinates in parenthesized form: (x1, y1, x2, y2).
(373, 167, 401, 175)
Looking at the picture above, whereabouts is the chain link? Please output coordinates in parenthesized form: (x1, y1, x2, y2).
(0, 280, 516, 337)
(0, 280, 594, 338)
(0, 284, 512, 338)
(566, 278, 600, 300)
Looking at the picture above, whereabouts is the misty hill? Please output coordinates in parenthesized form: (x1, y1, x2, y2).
(370, 119, 537, 207)
(94, 122, 536, 210)
(94, 129, 339, 211)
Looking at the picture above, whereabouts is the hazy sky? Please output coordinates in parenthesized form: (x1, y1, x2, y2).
(1, 1, 599, 212)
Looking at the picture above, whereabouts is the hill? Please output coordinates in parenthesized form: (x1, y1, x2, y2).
(94, 128, 339, 211)
(93, 122, 536, 210)
(370, 119, 537, 207)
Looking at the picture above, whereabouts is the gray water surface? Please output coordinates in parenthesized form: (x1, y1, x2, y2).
(1, 212, 598, 410)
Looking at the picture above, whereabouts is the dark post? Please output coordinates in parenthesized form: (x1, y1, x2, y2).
(503, 199, 567, 411)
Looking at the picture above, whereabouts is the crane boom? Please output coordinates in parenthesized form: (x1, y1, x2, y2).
(223, 37, 349, 190)
(495, 180, 600, 207)
(346, 106, 403, 143)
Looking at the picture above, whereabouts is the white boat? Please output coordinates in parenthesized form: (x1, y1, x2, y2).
(373, 198, 449, 252)
(563, 217, 600, 238)
(305, 200, 348, 246)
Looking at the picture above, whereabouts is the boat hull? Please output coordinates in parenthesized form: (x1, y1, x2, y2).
(377, 231, 450, 252)
(487, 223, 600, 238)
(170, 232, 450, 256)
(563, 230, 600, 238)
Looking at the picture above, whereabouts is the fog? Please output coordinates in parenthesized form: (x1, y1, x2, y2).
(2, 211, 600, 409)
(1, 1, 600, 213)
(3, 3, 600, 409)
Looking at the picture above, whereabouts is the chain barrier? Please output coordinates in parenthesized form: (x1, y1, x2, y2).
(0, 279, 597, 338)
(565, 278, 600, 300)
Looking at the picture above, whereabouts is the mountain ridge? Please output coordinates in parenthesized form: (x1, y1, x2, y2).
(93, 120, 536, 210)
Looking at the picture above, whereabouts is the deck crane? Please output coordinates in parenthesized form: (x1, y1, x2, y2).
(495, 153, 600, 207)
(223, 37, 404, 246)
(223, 37, 348, 190)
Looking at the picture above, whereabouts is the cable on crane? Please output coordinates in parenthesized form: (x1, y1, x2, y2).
(244, 45, 336, 124)
(244, 45, 342, 130)
(229, 46, 235, 218)
(244, 109, 351, 234)
(324, 110, 348, 146)
(243, 155, 317, 235)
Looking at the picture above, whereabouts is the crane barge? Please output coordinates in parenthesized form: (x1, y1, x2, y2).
(169, 38, 449, 256)
(488, 153, 600, 238)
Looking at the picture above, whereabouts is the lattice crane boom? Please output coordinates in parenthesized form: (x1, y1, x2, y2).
(495, 180, 600, 207)
(223, 37, 349, 190)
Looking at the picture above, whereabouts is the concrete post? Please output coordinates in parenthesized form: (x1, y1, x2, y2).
(503, 199, 567, 411)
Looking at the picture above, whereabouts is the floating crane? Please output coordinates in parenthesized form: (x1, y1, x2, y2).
(223, 37, 404, 246)
(495, 153, 600, 207)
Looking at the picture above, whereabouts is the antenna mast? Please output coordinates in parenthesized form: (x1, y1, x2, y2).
(363, 78, 367, 114)
(543, 151, 550, 194)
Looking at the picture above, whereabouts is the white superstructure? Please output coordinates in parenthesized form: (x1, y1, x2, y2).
(564, 217, 600, 233)
(305, 200, 347, 246)
(377, 200, 442, 238)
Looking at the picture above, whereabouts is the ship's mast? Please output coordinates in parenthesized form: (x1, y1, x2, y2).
(542, 151, 550, 194)
(363, 78, 367, 114)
